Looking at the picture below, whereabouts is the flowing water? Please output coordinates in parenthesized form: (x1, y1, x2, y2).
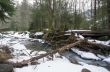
(61, 51, 110, 71)
(22, 39, 110, 71)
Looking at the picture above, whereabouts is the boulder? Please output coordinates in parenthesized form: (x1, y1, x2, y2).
(0, 64, 13, 72)
(81, 68, 91, 72)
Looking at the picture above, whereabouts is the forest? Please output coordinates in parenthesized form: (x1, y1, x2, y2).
(0, 0, 110, 31)
(0, 0, 110, 72)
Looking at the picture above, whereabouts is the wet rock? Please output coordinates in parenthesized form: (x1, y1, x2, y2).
(31, 60, 40, 65)
(68, 56, 78, 64)
(0, 45, 11, 62)
(81, 68, 91, 72)
(69, 59, 78, 64)
(0, 64, 13, 72)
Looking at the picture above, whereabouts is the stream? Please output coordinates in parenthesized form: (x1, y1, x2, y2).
(0, 31, 110, 72)
(61, 50, 110, 71)
(22, 38, 110, 71)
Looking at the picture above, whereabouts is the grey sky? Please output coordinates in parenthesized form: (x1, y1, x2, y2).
(15, 0, 91, 11)
(15, 0, 34, 4)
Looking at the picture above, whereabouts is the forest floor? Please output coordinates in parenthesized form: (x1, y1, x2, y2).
(0, 31, 110, 72)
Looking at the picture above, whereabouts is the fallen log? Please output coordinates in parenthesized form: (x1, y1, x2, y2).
(5, 39, 110, 68)
(30, 40, 81, 61)
(2, 40, 81, 68)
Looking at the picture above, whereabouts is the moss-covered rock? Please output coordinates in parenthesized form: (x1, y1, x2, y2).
(0, 45, 11, 62)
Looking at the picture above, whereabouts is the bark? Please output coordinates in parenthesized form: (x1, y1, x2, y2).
(107, 0, 110, 29)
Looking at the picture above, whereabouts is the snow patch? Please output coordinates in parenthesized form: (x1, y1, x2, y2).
(38, 51, 47, 55)
(36, 39, 45, 43)
(66, 30, 91, 32)
(89, 39, 110, 46)
(71, 48, 101, 60)
(8, 56, 31, 63)
(103, 57, 110, 63)
(35, 32, 43, 36)
(11, 43, 26, 50)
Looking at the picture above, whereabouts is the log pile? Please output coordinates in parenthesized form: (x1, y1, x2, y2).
(44, 30, 110, 55)
(43, 31, 78, 49)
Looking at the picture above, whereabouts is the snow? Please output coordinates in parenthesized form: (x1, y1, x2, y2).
(11, 43, 26, 50)
(71, 48, 110, 63)
(88, 39, 110, 46)
(103, 57, 110, 63)
(82, 63, 109, 72)
(0, 31, 110, 72)
(12, 32, 30, 39)
(14, 56, 109, 72)
(66, 30, 91, 32)
(36, 39, 45, 43)
(71, 48, 101, 60)
(0, 38, 11, 45)
(35, 32, 43, 36)
(38, 51, 47, 55)
(75, 33, 84, 39)
(8, 56, 31, 63)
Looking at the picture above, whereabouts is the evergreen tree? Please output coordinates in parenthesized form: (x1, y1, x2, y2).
(0, 0, 15, 21)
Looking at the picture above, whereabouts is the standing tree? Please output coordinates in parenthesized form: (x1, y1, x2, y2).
(107, 0, 110, 30)
(20, 0, 32, 30)
(0, 0, 15, 22)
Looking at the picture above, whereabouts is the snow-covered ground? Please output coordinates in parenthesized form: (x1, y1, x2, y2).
(0, 31, 110, 72)
(66, 30, 91, 32)
(14, 56, 109, 72)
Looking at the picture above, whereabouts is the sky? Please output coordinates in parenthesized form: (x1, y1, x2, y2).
(15, 0, 34, 4)
(15, 0, 91, 11)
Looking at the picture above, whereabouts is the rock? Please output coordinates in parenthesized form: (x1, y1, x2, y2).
(31, 60, 40, 65)
(68, 56, 78, 64)
(0, 45, 11, 62)
(0, 64, 13, 72)
(69, 59, 78, 64)
(81, 68, 91, 72)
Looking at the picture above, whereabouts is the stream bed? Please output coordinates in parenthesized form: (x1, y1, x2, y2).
(0, 31, 110, 72)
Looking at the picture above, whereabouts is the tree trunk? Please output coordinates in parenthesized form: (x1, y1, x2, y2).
(107, 0, 110, 30)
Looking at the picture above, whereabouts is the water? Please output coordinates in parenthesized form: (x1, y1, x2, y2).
(22, 39, 110, 71)
(61, 50, 110, 71)
(22, 39, 51, 51)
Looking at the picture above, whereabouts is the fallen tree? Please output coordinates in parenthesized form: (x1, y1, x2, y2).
(5, 39, 110, 68)
(5, 40, 81, 68)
